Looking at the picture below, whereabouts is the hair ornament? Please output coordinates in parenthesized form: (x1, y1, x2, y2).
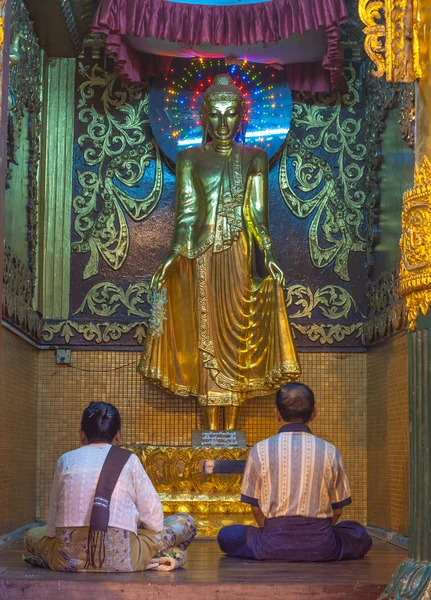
(88, 406, 100, 419)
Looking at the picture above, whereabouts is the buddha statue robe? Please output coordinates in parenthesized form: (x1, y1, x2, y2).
(138, 141, 301, 407)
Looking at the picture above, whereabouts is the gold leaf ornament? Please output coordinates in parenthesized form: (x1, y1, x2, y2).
(280, 67, 367, 281)
(286, 285, 358, 320)
(73, 63, 163, 279)
(358, 0, 386, 77)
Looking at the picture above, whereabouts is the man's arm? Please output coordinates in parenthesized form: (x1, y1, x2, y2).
(252, 505, 265, 528)
(330, 449, 352, 523)
(332, 508, 342, 526)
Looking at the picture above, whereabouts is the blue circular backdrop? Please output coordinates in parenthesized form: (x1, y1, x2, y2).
(149, 59, 293, 164)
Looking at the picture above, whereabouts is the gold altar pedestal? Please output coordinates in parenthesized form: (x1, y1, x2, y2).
(127, 445, 254, 538)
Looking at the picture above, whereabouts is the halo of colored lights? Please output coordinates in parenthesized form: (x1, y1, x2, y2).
(149, 58, 293, 164)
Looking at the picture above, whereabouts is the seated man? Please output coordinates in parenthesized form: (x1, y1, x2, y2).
(217, 383, 372, 561)
(25, 401, 196, 572)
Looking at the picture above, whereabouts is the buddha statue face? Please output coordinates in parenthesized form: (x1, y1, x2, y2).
(202, 98, 243, 144)
(200, 75, 246, 147)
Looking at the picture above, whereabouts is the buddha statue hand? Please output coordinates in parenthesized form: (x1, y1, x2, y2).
(151, 251, 181, 290)
(264, 249, 285, 287)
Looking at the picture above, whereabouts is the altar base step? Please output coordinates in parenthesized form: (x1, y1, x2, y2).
(128, 444, 252, 537)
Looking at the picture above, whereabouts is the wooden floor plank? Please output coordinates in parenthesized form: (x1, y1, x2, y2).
(0, 538, 405, 600)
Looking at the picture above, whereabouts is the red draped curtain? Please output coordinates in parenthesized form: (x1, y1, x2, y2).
(93, 0, 348, 92)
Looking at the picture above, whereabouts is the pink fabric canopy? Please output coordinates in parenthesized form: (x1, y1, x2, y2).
(93, 0, 348, 92)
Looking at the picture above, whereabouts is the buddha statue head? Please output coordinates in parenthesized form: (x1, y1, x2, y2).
(200, 74, 247, 148)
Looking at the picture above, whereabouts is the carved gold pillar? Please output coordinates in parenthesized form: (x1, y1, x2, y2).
(398, 1, 431, 325)
(38, 58, 75, 319)
(359, 0, 421, 84)
(0, 0, 11, 344)
(362, 2, 431, 599)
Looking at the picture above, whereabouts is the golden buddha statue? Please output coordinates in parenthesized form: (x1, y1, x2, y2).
(138, 74, 301, 430)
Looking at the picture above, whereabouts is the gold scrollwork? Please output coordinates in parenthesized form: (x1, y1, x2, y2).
(291, 323, 363, 345)
(73, 62, 163, 279)
(358, 0, 386, 78)
(78, 282, 359, 320)
(399, 157, 431, 326)
(286, 285, 358, 319)
(287, 284, 363, 344)
(283, 66, 367, 281)
(75, 281, 151, 317)
(41, 320, 147, 344)
(39, 317, 384, 346)
(48, 282, 361, 346)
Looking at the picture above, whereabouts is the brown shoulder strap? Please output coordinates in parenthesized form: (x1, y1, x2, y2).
(85, 446, 132, 569)
(90, 445, 132, 531)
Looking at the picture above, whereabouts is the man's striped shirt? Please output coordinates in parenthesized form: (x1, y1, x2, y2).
(241, 423, 352, 519)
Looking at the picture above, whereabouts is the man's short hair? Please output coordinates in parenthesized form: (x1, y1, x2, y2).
(275, 383, 315, 423)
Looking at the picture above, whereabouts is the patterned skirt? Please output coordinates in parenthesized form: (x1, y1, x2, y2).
(24, 513, 196, 572)
(218, 516, 373, 562)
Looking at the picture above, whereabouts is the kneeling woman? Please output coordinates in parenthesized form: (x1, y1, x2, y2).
(25, 402, 196, 572)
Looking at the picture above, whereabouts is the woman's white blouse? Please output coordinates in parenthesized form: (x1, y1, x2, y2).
(46, 444, 164, 537)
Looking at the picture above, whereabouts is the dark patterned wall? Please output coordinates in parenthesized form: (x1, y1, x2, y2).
(42, 49, 379, 350)
(2, 0, 43, 341)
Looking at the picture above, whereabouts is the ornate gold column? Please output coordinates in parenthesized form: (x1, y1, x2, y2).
(0, 0, 11, 343)
(359, 0, 421, 84)
(359, 1, 428, 322)
(399, 2, 431, 324)
(361, 2, 431, 598)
